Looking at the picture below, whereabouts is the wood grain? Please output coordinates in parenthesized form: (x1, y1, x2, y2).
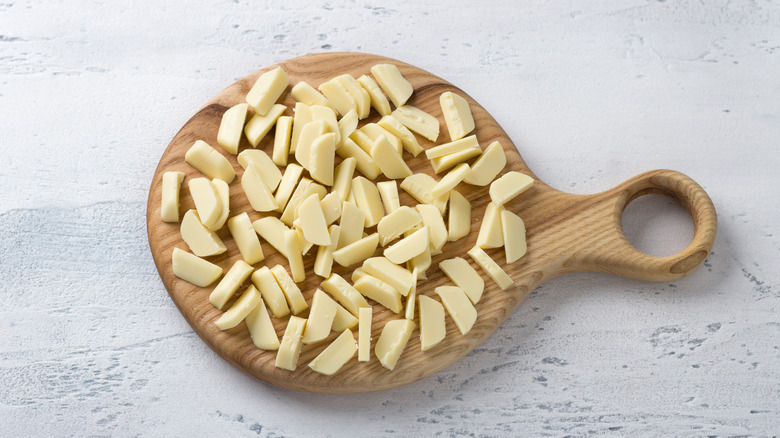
(146, 52, 717, 393)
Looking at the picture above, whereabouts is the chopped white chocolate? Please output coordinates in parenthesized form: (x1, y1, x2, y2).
(362, 257, 413, 297)
(430, 146, 482, 174)
(188, 177, 224, 230)
(320, 273, 370, 316)
(414, 206, 444, 254)
(294, 120, 327, 171)
(440, 91, 475, 141)
(374, 318, 416, 371)
(244, 104, 286, 147)
(384, 226, 429, 265)
(489, 171, 534, 205)
(251, 266, 290, 318)
(391, 105, 439, 142)
(270, 264, 308, 314)
(161, 171, 185, 223)
(349, 128, 374, 154)
(418, 295, 445, 350)
(376, 180, 400, 214)
(425, 135, 479, 160)
(185, 140, 235, 183)
(357, 74, 391, 116)
(447, 190, 471, 242)
(408, 243, 432, 279)
(337, 109, 359, 146)
(245, 297, 280, 350)
(241, 164, 279, 212)
(351, 177, 385, 227)
(171, 247, 222, 287)
(291, 81, 335, 110)
(336, 137, 381, 180)
(354, 274, 403, 314)
(227, 212, 265, 265)
(215, 284, 261, 330)
(371, 135, 413, 180)
(405, 268, 419, 320)
(332, 301, 359, 332)
(358, 307, 372, 361)
(463, 141, 506, 186)
(308, 329, 357, 375)
(377, 205, 423, 246)
(334, 74, 370, 119)
(332, 157, 356, 201)
(279, 177, 312, 225)
(351, 267, 368, 284)
(337, 201, 365, 249)
(501, 210, 527, 263)
(377, 115, 424, 157)
(209, 259, 254, 310)
(361, 123, 403, 155)
(309, 133, 336, 186)
(210, 179, 230, 231)
(467, 246, 514, 290)
(246, 66, 288, 116)
(332, 233, 379, 267)
(283, 229, 306, 283)
(400, 173, 448, 214)
(319, 192, 343, 226)
(302, 289, 338, 344)
(275, 316, 306, 371)
(292, 219, 314, 256)
(370, 64, 413, 108)
(476, 202, 504, 249)
(435, 286, 476, 335)
(180, 209, 226, 257)
(290, 102, 312, 153)
(295, 193, 331, 246)
(252, 216, 289, 258)
(237, 149, 282, 192)
(310, 105, 341, 145)
(439, 257, 484, 304)
(274, 163, 304, 213)
(431, 163, 471, 199)
(318, 79, 356, 116)
(217, 103, 249, 154)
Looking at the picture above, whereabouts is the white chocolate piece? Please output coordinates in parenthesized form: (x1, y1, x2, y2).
(440, 91, 475, 141)
(188, 177, 223, 230)
(310, 105, 341, 145)
(358, 307, 372, 361)
(337, 201, 365, 249)
(371, 135, 412, 180)
(296, 193, 331, 246)
(292, 220, 314, 256)
(354, 275, 403, 314)
(283, 229, 306, 283)
(332, 157, 356, 201)
(244, 104, 286, 147)
(309, 133, 336, 186)
(416, 204, 447, 252)
(238, 149, 282, 192)
(252, 216, 289, 258)
(370, 64, 413, 108)
(425, 135, 479, 160)
(185, 140, 235, 183)
(361, 123, 403, 155)
(318, 79, 356, 116)
(357, 74, 391, 116)
(215, 284, 261, 330)
(408, 244, 431, 280)
(418, 295, 445, 350)
(313, 224, 340, 278)
(463, 141, 506, 186)
(439, 257, 484, 304)
(374, 318, 416, 371)
(246, 66, 288, 115)
(384, 226, 429, 265)
(180, 209, 226, 257)
(209, 259, 254, 310)
(210, 179, 230, 231)
(320, 273, 370, 316)
(476, 202, 504, 249)
(279, 177, 312, 225)
(430, 147, 482, 174)
(391, 105, 439, 142)
(350, 267, 368, 284)
(294, 120, 327, 171)
(217, 103, 249, 154)
(501, 210, 527, 263)
(468, 246, 513, 290)
(337, 109, 359, 147)
(302, 289, 338, 344)
(334, 74, 370, 119)
(376, 180, 400, 214)
(332, 233, 378, 267)
(275, 316, 306, 371)
(270, 264, 308, 314)
(320, 192, 343, 226)
(308, 329, 357, 376)
(377, 205, 423, 247)
(241, 164, 279, 212)
(448, 190, 471, 242)
(489, 171, 534, 206)
(291, 81, 334, 110)
(245, 297, 280, 350)
(351, 177, 384, 227)
(336, 137, 381, 180)
(227, 212, 265, 265)
(349, 128, 374, 154)
(400, 173, 448, 214)
(290, 102, 312, 154)
(377, 115, 424, 157)
(171, 247, 222, 287)
(274, 163, 304, 213)
(251, 266, 290, 318)
(435, 286, 477, 335)
(431, 163, 471, 199)
(161, 171, 185, 223)
(362, 257, 414, 297)
(404, 268, 418, 320)
(272, 115, 293, 166)
(332, 301, 359, 332)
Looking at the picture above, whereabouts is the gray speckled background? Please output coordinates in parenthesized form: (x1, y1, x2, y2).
(1, 0, 778, 436)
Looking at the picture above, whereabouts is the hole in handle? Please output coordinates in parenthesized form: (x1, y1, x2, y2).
(621, 193, 695, 257)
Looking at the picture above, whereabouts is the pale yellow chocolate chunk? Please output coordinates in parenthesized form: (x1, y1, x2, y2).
(318, 79, 356, 116)
(332, 301, 358, 332)
(245, 298, 280, 350)
(336, 137, 381, 180)
(246, 66, 288, 116)
(357, 74, 392, 116)
(439, 257, 484, 304)
(489, 171, 534, 206)
(188, 177, 223, 230)
(468, 246, 514, 290)
(375, 318, 416, 371)
(308, 329, 357, 376)
(171, 247, 222, 287)
(297, 193, 331, 246)
(391, 105, 439, 142)
(244, 104, 286, 147)
(209, 259, 253, 310)
(309, 133, 336, 186)
(310, 105, 341, 145)
(362, 256, 414, 297)
(400, 173, 448, 214)
(237, 149, 282, 192)
(351, 267, 368, 284)
(476, 202, 504, 249)
(215, 284, 261, 330)
(314, 225, 341, 278)
(431, 163, 471, 199)
(217, 103, 250, 154)
(185, 140, 235, 183)
(351, 176, 385, 227)
(418, 295, 445, 350)
(275, 316, 306, 371)
(435, 286, 477, 335)
(334, 74, 371, 119)
(408, 243, 432, 280)
(377, 206, 422, 247)
(272, 115, 293, 166)
(332, 233, 379, 267)
(283, 229, 306, 283)
(227, 212, 265, 265)
(376, 180, 400, 214)
(291, 81, 335, 110)
(354, 274, 403, 314)
(370, 64, 413, 108)
(430, 147, 482, 174)
(358, 307, 372, 361)
(270, 264, 308, 314)
(292, 219, 314, 257)
(463, 141, 506, 186)
(349, 128, 374, 154)
(279, 177, 312, 225)
(501, 210, 527, 263)
(337, 109, 359, 146)
(337, 201, 365, 249)
(274, 163, 304, 213)
(319, 192, 343, 226)
(290, 102, 312, 154)
(161, 171, 185, 223)
(384, 226, 429, 265)
(241, 164, 279, 212)
(361, 123, 403, 155)
(332, 157, 356, 201)
(180, 209, 227, 257)
(425, 135, 479, 160)
(302, 289, 338, 344)
(440, 91, 475, 141)
(371, 135, 413, 180)
(294, 120, 327, 171)
(210, 179, 230, 231)
(252, 216, 289, 258)
(251, 266, 290, 318)
(377, 115, 424, 157)
(447, 190, 471, 242)
(320, 273, 370, 316)
(416, 204, 447, 253)
(404, 268, 419, 320)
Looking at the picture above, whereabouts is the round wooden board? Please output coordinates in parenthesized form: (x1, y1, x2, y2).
(146, 52, 717, 393)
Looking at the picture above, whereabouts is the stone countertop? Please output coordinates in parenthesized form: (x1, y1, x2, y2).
(1, 1, 778, 436)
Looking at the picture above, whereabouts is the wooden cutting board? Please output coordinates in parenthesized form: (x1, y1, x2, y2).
(146, 52, 717, 393)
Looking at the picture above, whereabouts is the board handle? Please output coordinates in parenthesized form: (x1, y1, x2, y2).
(564, 169, 717, 281)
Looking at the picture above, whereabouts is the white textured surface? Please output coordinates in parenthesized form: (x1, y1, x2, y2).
(2, 0, 779, 436)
